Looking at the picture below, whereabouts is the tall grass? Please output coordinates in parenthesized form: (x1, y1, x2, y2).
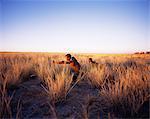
(87, 57, 150, 118)
(34, 58, 73, 102)
(0, 54, 28, 118)
(0, 53, 149, 118)
(0, 53, 74, 117)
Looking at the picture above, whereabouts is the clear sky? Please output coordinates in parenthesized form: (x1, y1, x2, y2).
(0, 0, 149, 53)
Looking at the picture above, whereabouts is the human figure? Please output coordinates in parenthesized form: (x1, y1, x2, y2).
(89, 58, 98, 65)
(53, 54, 80, 82)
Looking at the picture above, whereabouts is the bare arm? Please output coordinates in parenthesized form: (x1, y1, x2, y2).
(70, 61, 80, 73)
(53, 60, 70, 64)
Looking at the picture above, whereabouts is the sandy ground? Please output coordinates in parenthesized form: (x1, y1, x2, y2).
(8, 75, 149, 119)
(9, 76, 106, 119)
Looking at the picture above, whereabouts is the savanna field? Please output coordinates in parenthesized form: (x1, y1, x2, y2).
(0, 52, 150, 119)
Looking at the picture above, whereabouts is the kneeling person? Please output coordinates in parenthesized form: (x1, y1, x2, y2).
(65, 54, 80, 82)
(53, 54, 81, 82)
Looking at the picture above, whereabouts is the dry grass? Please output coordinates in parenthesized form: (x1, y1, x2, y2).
(87, 55, 150, 117)
(0, 52, 150, 118)
(34, 61, 73, 102)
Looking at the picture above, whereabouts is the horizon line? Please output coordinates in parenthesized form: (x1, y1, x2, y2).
(0, 50, 149, 55)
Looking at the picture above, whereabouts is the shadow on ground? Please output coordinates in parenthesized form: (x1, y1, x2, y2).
(9, 76, 149, 119)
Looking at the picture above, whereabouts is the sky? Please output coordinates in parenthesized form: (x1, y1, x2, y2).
(0, 0, 149, 53)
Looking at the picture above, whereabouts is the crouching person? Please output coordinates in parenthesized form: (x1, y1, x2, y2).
(89, 58, 98, 65)
(53, 54, 81, 83)
(66, 54, 80, 83)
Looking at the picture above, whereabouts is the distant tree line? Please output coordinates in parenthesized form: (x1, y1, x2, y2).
(134, 51, 150, 54)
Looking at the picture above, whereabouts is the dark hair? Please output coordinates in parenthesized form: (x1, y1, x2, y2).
(89, 58, 92, 61)
(65, 54, 71, 58)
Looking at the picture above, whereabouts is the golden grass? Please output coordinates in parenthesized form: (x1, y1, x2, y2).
(0, 52, 150, 118)
(86, 55, 150, 117)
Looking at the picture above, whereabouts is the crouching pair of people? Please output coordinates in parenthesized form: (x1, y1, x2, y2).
(53, 54, 80, 83)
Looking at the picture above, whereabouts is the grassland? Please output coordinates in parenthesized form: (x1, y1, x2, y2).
(0, 52, 149, 118)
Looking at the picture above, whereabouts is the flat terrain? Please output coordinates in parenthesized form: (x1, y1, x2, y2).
(0, 52, 150, 118)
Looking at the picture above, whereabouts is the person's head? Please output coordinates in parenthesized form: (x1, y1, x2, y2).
(65, 54, 71, 61)
(89, 58, 92, 63)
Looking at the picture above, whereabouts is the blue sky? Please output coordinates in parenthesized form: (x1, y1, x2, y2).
(0, 0, 149, 53)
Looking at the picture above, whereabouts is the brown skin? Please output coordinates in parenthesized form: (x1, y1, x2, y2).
(53, 60, 64, 64)
(65, 56, 71, 62)
(53, 55, 80, 73)
(66, 56, 79, 73)
(89, 58, 98, 64)
(70, 61, 79, 73)
(53, 56, 71, 64)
